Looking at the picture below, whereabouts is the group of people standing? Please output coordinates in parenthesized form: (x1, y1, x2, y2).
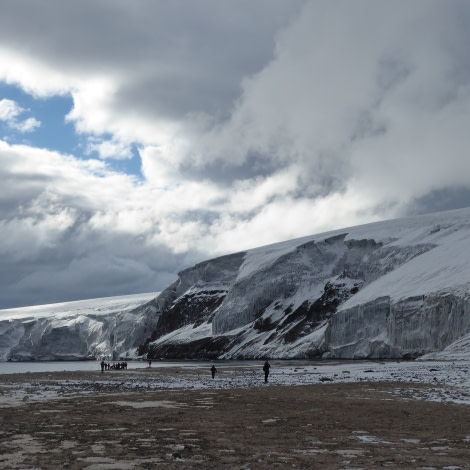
(100, 360, 128, 372)
(210, 360, 271, 382)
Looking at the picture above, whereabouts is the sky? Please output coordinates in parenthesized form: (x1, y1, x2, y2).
(1, 0, 470, 309)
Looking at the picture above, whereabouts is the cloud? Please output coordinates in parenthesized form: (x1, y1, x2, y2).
(0, 141, 199, 307)
(0, 1, 303, 137)
(169, 0, 470, 216)
(0, 99, 21, 120)
(0, 98, 40, 133)
(2, 1, 470, 308)
(86, 137, 134, 160)
(11, 117, 41, 133)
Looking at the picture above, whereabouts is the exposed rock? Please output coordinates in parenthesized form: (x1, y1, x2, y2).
(142, 209, 470, 360)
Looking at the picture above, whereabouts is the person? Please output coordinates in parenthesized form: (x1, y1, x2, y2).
(100, 360, 105, 373)
(148, 359, 152, 368)
(211, 364, 217, 379)
(263, 360, 270, 383)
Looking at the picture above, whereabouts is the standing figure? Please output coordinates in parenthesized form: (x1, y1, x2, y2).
(100, 360, 105, 373)
(211, 364, 217, 379)
(263, 360, 270, 383)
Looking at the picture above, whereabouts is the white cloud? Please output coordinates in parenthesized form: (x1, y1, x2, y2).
(86, 137, 133, 160)
(0, 98, 22, 120)
(2, 1, 470, 307)
(0, 98, 40, 133)
(10, 116, 41, 133)
(66, 77, 121, 135)
(0, 48, 71, 98)
(0, 140, 197, 306)
(163, 0, 470, 221)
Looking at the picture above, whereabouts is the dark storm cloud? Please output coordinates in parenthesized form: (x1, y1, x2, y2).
(0, 231, 190, 309)
(0, 0, 303, 120)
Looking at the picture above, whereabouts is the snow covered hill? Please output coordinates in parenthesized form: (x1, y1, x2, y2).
(2, 207, 470, 362)
(0, 293, 156, 361)
(140, 207, 470, 360)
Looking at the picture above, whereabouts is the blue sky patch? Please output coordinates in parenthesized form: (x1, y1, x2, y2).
(0, 82, 143, 179)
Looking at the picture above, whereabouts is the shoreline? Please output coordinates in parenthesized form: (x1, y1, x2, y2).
(1, 370, 470, 469)
(2, 359, 470, 405)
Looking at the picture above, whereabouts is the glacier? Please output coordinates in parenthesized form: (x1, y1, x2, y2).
(2, 207, 470, 361)
(0, 293, 157, 361)
(141, 207, 470, 360)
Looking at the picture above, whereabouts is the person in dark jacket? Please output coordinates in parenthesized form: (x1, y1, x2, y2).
(211, 364, 217, 379)
(263, 360, 270, 383)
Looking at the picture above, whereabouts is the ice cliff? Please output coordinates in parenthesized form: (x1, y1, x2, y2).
(2, 207, 470, 361)
(141, 207, 470, 360)
(0, 294, 156, 361)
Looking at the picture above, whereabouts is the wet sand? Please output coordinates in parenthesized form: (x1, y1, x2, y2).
(1, 368, 470, 469)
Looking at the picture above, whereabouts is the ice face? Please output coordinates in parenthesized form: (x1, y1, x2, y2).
(145, 207, 470, 360)
(3, 208, 470, 361)
(0, 293, 157, 361)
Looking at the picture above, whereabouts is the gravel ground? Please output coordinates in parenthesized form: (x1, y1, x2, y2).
(1, 363, 470, 469)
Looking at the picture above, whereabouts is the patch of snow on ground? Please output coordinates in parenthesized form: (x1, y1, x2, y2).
(2, 360, 470, 408)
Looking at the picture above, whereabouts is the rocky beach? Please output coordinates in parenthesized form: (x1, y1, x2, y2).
(1, 361, 470, 469)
